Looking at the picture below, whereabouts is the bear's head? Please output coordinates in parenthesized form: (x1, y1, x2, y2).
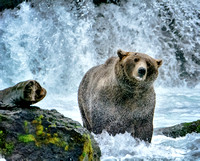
(117, 49, 162, 86)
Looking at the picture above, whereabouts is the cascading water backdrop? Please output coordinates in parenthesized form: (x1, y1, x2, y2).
(0, 0, 200, 160)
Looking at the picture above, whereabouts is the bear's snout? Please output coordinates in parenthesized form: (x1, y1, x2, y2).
(138, 67, 146, 77)
(132, 61, 147, 81)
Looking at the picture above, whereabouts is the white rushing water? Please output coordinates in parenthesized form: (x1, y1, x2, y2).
(0, 0, 200, 160)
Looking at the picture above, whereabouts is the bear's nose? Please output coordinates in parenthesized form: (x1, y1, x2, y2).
(138, 67, 146, 77)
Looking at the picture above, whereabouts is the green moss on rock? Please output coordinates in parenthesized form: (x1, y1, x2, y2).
(79, 134, 93, 161)
(18, 115, 68, 150)
(182, 120, 200, 135)
(18, 134, 35, 143)
(0, 108, 101, 160)
(156, 119, 200, 138)
(24, 120, 29, 133)
(0, 130, 5, 147)
(0, 130, 14, 156)
(4, 142, 14, 154)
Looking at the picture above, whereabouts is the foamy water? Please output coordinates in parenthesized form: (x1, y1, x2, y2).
(94, 131, 200, 161)
(0, 0, 200, 160)
(34, 87, 200, 160)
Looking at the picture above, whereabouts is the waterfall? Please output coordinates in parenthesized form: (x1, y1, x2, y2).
(0, 0, 199, 94)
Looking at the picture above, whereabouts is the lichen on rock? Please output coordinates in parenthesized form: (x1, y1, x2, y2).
(0, 129, 14, 156)
(18, 134, 35, 143)
(0, 106, 101, 160)
(155, 120, 200, 138)
(79, 134, 94, 161)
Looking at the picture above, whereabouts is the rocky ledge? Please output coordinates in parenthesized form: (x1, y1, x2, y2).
(0, 106, 101, 161)
(155, 120, 200, 138)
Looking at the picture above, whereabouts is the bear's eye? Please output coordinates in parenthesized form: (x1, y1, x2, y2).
(147, 62, 151, 67)
(134, 58, 139, 62)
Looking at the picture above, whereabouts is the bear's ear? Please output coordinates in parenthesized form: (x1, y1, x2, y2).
(156, 59, 162, 68)
(117, 49, 128, 60)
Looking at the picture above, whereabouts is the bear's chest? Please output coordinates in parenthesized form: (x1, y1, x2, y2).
(91, 85, 155, 121)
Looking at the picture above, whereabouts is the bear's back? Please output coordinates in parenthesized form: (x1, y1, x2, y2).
(78, 56, 117, 99)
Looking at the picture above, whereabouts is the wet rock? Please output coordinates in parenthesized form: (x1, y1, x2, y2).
(93, 0, 121, 5)
(155, 120, 200, 138)
(0, 106, 101, 160)
(0, 0, 24, 11)
(0, 0, 121, 12)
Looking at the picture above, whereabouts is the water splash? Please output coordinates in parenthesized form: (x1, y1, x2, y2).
(0, 1, 97, 95)
(94, 131, 200, 161)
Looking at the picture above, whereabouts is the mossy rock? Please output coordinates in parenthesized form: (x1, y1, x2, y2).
(155, 120, 200, 138)
(0, 107, 101, 160)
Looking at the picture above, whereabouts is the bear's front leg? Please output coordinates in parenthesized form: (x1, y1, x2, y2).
(133, 118, 153, 143)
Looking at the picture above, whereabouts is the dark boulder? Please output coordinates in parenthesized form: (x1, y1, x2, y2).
(0, 106, 101, 160)
(0, 0, 122, 12)
(93, 0, 121, 5)
(0, 0, 25, 11)
(155, 120, 200, 138)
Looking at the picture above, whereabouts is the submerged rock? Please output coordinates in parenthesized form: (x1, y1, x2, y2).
(93, 0, 120, 5)
(0, 0, 121, 12)
(155, 120, 200, 138)
(0, 106, 101, 160)
(0, 0, 24, 11)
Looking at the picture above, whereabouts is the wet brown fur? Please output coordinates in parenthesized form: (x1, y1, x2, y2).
(78, 50, 162, 142)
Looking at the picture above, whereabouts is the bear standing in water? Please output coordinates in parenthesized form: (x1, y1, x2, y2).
(78, 49, 162, 142)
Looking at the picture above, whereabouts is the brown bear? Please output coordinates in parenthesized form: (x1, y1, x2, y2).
(78, 49, 162, 142)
